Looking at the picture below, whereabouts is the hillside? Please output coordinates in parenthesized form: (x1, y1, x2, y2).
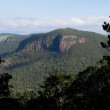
(16, 28, 107, 52)
(0, 34, 29, 55)
(0, 28, 108, 91)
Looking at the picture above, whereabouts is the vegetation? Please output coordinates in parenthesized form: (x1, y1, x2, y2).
(0, 19, 110, 109)
(0, 28, 107, 90)
(24, 18, 110, 110)
(0, 34, 28, 55)
(0, 58, 12, 96)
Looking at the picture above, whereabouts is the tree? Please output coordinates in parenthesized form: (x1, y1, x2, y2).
(27, 73, 72, 110)
(70, 65, 110, 110)
(0, 57, 5, 64)
(0, 57, 12, 97)
(66, 17, 110, 110)
(100, 16, 110, 65)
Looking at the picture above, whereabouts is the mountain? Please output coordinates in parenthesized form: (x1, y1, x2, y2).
(16, 33, 85, 52)
(0, 34, 29, 55)
(16, 28, 106, 52)
(0, 28, 108, 91)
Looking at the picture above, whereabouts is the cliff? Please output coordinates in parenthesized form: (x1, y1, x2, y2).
(16, 33, 86, 52)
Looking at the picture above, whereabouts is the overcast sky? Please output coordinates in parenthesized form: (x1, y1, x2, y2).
(0, 0, 110, 34)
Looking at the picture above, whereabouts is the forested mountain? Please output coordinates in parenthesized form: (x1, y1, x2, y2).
(0, 28, 108, 90)
(0, 34, 29, 55)
(16, 28, 107, 52)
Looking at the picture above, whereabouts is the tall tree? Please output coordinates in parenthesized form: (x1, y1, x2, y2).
(100, 16, 110, 65)
(0, 57, 12, 96)
(27, 73, 72, 110)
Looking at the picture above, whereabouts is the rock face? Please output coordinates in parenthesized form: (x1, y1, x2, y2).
(59, 35, 85, 51)
(17, 33, 86, 52)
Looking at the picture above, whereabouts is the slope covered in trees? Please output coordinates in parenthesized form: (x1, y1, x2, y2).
(0, 18, 110, 110)
(24, 18, 110, 110)
(0, 28, 108, 90)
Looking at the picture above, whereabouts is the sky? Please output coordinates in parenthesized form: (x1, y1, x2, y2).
(0, 0, 110, 34)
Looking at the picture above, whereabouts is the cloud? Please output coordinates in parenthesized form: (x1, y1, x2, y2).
(70, 18, 84, 25)
(0, 16, 109, 34)
(86, 16, 110, 25)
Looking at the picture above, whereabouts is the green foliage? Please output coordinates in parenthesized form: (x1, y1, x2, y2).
(24, 17, 110, 110)
(27, 73, 73, 110)
(0, 58, 12, 97)
(100, 42, 108, 48)
(25, 66, 110, 110)
(1, 27, 110, 110)
(0, 28, 107, 90)
(102, 21, 110, 32)
(0, 73, 12, 97)
(66, 65, 110, 110)
(0, 35, 28, 55)
(100, 17, 110, 65)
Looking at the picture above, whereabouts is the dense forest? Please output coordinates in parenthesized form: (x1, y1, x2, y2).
(0, 28, 107, 91)
(0, 19, 110, 110)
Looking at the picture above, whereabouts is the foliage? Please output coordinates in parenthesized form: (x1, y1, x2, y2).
(0, 58, 12, 97)
(24, 17, 110, 110)
(66, 65, 110, 110)
(0, 35, 28, 55)
(0, 25, 110, 110)
(26, 73, 73, 110)
(100, 19, 110, 66)
(0, 28, 107, 90)
(0, 73, 12, 96)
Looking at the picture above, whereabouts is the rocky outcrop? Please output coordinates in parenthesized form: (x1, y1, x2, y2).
(59, 35, 85, 51)
(26, 40, 44, 51)
(17, 34, 86, 52)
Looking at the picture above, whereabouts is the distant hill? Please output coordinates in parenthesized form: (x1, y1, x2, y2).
(0, 34, 29, 55)
(0, 28, 108, 91)
(0, 34, 11, 41)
